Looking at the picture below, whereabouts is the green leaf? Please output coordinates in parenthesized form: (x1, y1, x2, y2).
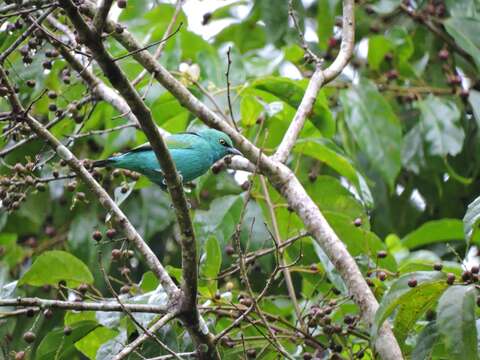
(305, 176, 368, 225)
(368, 35, 393, 70)
(445, 0, 478, 17)
(317, 0, 340, 50)
(75, 326, 118, 360)
(412, 322, 439, 360)
(437, 285, 478, 359)
(200, 236, 222, 296)
(402, 123, 428, 174)
(240, 94, 263, 127)
(444, 17, 480, 71)
(401, 219, 464, 249)
(36, 320, 99, 360)
(324, 212, 397, 272)
(151, 92, 189, 133)
(464, 195, 480, 245)
(468, 90, 480, 128)
(195, 195, 243, 245)
(259, 0, 289, 44)
(340, 79, 402, 189)
(209, 1, 249, 20)
(295, 138, 373, 206)
(415, 95, 464, 157)
(19, 250, 94, 288)
(370, 0, 401, 14)
(372, 271, 446, 338)
(140, 271, 159, 293)
(393, 280, 449, 348)
(216, 22, 266, 54)
(0, 233, 24, 268)
(251, 77, 335, 137)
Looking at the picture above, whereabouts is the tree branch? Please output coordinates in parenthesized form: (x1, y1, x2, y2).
(132, 0, 185, 87)
(112, 312, 178, 360)
(57, 1, 216, 357)
(92, 0, 114, 34)
(0, 298, 168, 314)
(273, 0, 355, 163)
(259, 175, 304, 330)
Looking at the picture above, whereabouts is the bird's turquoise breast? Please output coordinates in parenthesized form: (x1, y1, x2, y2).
(170, 148, 214, 182)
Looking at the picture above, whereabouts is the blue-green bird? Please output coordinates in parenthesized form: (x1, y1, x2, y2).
(93, 128, 242, 189)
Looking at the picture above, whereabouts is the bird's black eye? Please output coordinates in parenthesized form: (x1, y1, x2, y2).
(219, 139, 227, 146)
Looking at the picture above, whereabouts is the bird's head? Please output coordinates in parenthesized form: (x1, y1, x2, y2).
(198, 128, 242, 160)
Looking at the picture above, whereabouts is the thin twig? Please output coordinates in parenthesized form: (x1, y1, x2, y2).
(132, 0, 185, 86)
(112, 312, 179, 360)
(225, 47, 240, 132)
(259, 175, 305, 330)
(98, 250, 181, 360)
(113, 23, 183, 62)
(0, 298, 168, 313)
(0, 8, 55, 63)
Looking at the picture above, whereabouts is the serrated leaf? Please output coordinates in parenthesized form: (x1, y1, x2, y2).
(393, 280, 448, 349)
(415, 95, 464, 157)
(324, 211, 396, 272)
(372, 271, 446, 339)
(340, 79, 402, 189)
(412, 322, 439, 360)
(444, 17, 480, 71)
(401, 219, 464, 249)
(437, 285, 478, 359)
(402, 123, 426, 174)
(19, 250, 94, 288)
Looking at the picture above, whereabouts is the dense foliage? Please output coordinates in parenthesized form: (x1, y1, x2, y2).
(1, 0, 480, 359)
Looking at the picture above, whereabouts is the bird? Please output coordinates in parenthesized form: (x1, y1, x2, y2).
(93, 128, 242, 189)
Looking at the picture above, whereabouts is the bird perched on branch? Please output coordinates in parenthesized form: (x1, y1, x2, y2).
(93, 128, 242, 189)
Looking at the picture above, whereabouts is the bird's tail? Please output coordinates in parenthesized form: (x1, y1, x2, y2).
(92, 158, 113, 168)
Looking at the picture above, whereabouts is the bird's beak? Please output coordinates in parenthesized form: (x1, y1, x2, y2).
(228, 148, 243, 157)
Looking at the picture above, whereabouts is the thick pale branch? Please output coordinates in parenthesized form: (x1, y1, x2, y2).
(112, 312, 178, 360)
(273, 67, 325, 163)
(323, 0, 355, 81)
(0, 298, 168, 314)
(273, 0, 355, 163)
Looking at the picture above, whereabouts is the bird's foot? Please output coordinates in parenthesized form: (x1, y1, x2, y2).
(162, 173, 183, 186)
